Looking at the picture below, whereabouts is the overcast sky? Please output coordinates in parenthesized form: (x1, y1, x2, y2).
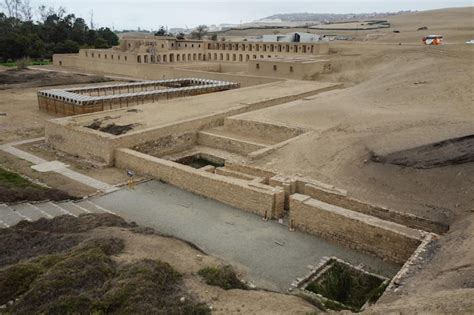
(16, 0, 474, 30)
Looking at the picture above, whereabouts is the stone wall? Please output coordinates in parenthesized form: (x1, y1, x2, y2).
(115, 148, 285, 219)
(45, 105, 244, 166)
(45, 119, 116, 165)
(224, 162, 277, 182)
(248, 59, 330, 80)
(132, 132, 197, 157)
(289, 194, 422, 265)
(46, 81, 340, 166)
(302, 183, 448, 234)
(53, 54, 281, 88)
(197, 131, 266, 155)
(223, 117, 305, 143)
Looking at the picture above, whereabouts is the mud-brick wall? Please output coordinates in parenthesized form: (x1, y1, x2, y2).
(52, 55, 281, 88)
(115, 148, 285, 218)
(132, 132, 197, 157)
(289, 194, 422, 265)
(223, 117, 305, 143)
(45, 120, 115, 165)
(197, 131, 266, 155)
(303, 184, 448, 234)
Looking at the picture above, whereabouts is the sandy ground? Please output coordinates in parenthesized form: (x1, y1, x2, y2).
(223, 7, 474, 44)
(63, 79, 337, 132)
(229, 7, 473, 312)
(0, 6, 472, 313)
(242, 40, 474, 223)
(0, 71, 141, 196)
(369, 213, 474, 314)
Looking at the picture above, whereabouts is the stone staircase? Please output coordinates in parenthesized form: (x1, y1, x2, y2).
(196, 127, 275, 156)
(0, 199, 116, 229)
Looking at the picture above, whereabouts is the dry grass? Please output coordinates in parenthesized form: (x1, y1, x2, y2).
(0, 215, 211, 314)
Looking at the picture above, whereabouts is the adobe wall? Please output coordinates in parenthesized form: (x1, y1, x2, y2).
(302, 183, 448, 234)
(289, 194, 423, 265)
(224, 162, 276, 183)
(197, 131, 266, 155)
(248, 59, 330, 80)
(223, 117, 305, 142)
(175, 63, 247, 73)
(53, 54, 280, 88)
(131, 131, 197, 157)
(115, 148, 285, 218)
(45, 120, 116, 165)
(45, 105, 246, 166)
(45, 80, 340, 165)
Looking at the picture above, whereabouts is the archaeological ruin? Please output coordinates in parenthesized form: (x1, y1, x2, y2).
(38, 78, 239, 115)
(15, 28, 464, 311)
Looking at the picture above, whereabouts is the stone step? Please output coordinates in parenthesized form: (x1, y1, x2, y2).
(76, 200, 117, 215)
(34, 201, 71, 218)
(197, 131, 267, 155)
(10, 203, 47, 221)
(215, 167, 261, 181)
(0, 199, 118, 229)
(0, 204, 27, 227)
(56, 201, 92, 216)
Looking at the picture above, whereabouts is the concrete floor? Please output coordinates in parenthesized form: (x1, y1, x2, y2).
(89, 180, 400, 291)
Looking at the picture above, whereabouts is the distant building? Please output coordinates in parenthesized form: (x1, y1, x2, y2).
(53, 36, 329, 67)
(261, 32, 322, 43)
(248, 56, 330, 80)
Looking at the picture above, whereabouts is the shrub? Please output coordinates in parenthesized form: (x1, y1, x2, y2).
(16, 57, 31, 69)
(198, 265, 248, 290)
(305, 262, 385, 311)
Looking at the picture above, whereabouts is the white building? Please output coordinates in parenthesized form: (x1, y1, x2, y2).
(261, 32, 322, 43)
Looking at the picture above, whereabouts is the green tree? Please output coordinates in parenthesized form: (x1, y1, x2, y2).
(93, 37, 109, 49)
(0, 6, 120, 61)
(96, 27, 118, 46)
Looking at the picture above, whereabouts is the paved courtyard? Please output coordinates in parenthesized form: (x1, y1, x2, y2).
(0, 180, 400, 291)
(90, 180, 400, 291)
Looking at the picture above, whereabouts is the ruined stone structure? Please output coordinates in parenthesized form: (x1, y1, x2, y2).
(248, 57, 331, 80)
(37, 78, 239, 115)
(44, 78, 437, 266)
(46, 36, 436, 271)
(72, 37, 330, 66)
(52, 36, 331, 86)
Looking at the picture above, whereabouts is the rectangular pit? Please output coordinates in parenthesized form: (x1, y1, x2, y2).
(45, 80, 341, 165)
(175, 153, 225, 169)
(299, 257, 389, 312)
(38, 78, 240, 116)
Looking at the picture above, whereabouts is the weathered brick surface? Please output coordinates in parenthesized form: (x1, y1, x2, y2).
(302, 183, 448, 234)
(197, 131, 266, 155)
(289, 194, 422, 265)
(224, 117, 305, 143)
(116, 148, 285, 218)
(215, 167, 259, 181)
(224, 162, 277, 180)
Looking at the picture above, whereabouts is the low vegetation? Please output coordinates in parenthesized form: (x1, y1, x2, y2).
(305, 262, 385, 311)
(198, 265, 248, 290)
(0, 214, 211, 314)
(0, 167, 75, 203)
(0, 60, 50, 67)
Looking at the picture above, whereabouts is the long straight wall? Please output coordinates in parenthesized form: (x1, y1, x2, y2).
(289, 194, 423, 265)
(53, 54, 280, 88)
(115, 148, 285, 218)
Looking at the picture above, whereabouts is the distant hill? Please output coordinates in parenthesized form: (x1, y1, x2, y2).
(259, 11, 413, 23)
